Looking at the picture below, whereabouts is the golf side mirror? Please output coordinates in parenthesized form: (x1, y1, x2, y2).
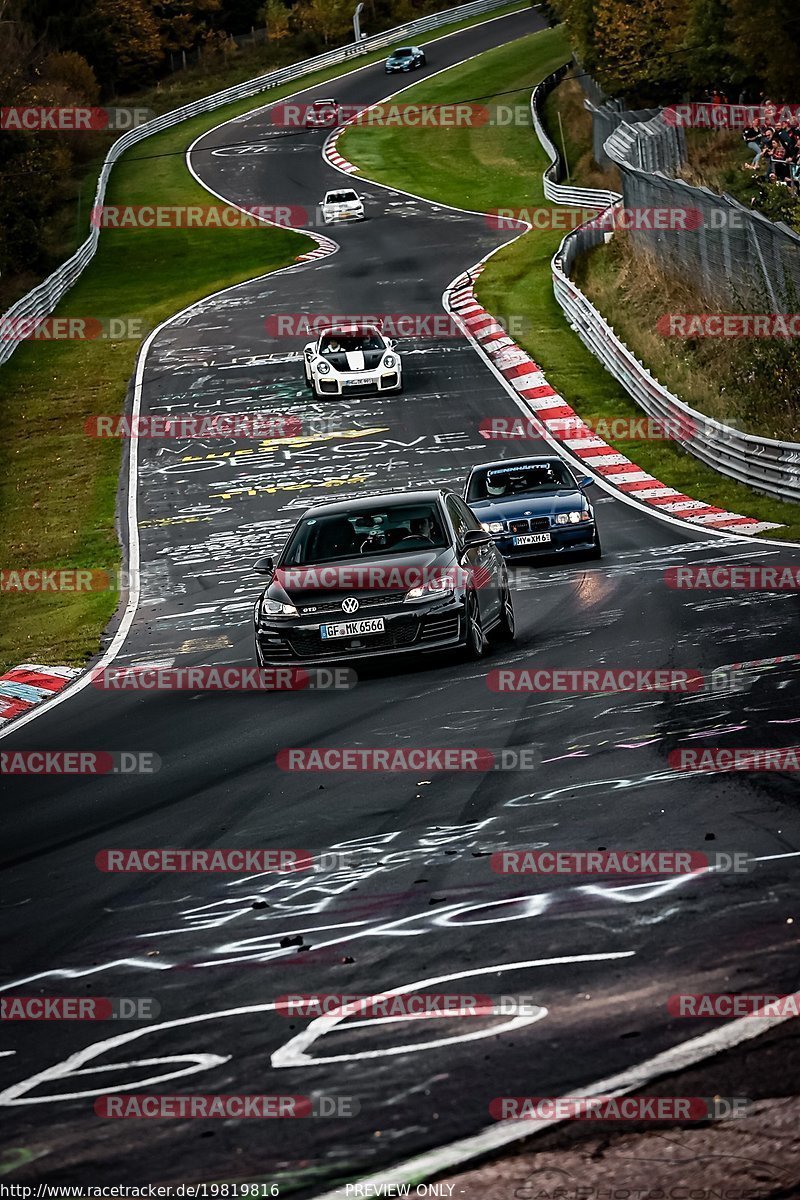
(252, 555, 274, 575)
(461, 529, 492, 555)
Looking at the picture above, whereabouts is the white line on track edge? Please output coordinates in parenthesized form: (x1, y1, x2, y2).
(309, 1002, 797, 1198)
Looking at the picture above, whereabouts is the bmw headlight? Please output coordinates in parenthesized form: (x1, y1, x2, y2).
(568, 511, 582, 524)
(316, 360, 331, 375)
(580, 510, 592, 521)
(404, 577, 454, 603)
(261, 598, 298, 618)
(481, 521, 504, 534)
(555, 513, 570, 525)
(383, 353, 397, 368)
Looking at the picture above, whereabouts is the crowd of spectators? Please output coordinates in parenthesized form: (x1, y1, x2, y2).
(742, 103, 800, 189)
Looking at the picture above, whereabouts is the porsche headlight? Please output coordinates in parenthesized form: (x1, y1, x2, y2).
(481, 521, 504, 534)
(261, 598, 298, 618)
(316, 360, 331, 375)
(383, 353, 397, 368)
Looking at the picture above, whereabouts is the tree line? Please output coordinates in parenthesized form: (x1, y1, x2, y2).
(554, 0, 800, 105)
(0, 0, 444, 292)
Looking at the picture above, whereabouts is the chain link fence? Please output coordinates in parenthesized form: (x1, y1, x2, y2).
(607, 118, 800, 306)
(533, 67, 800, 503)
(601, 109, 687, 174)
(583, 97, 800, 306)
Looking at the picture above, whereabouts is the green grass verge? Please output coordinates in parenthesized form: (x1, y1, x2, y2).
(0, 1, 528, 675)
(339, 30, 800, 542)
(341, 26, 571, 211)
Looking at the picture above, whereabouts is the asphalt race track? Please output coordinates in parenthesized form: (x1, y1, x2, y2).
(2, 8, 799, 1193)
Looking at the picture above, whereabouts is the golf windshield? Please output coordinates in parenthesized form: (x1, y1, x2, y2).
(468, 462, 575, 500)
(281, 503, 447, 564)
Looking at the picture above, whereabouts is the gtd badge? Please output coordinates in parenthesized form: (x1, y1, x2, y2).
(342, 597, 359, 614)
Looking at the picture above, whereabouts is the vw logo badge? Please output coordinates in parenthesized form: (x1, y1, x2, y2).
(342, 596, 359, 614)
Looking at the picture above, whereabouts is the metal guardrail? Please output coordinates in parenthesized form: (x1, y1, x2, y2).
(532, 67, 800, 503)
(553, 235, 800, 501)
(0, 0, 513, 368)
(530, 66, 621, 210)
(601, 107, 686, 174)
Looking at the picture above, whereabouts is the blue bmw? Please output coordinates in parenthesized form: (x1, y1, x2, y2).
(464, 457, 601, 560)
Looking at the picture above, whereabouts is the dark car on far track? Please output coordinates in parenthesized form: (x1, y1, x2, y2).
(465, 456, 602, 560)
(252, 490, 515, 666)
(385, 45, 427, 73)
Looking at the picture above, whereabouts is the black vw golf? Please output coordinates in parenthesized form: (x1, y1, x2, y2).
(252, 490, 515, 666)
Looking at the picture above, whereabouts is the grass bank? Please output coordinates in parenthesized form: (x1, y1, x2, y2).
(339, 37, 800, 539)
(547, 77, 800, 445)
(542, 71, 619, 193)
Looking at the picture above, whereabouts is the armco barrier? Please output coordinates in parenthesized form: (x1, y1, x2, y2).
(552, 231, 800, 502)
(530, 66, 620, 210)
(0, 0, 513, 368)
(531, 68, 800, 504)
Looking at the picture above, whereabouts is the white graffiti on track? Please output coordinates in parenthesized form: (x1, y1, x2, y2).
(0, 953, 635, 1105)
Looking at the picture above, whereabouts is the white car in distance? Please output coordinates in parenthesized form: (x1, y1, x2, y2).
(303, 324, 402, 398)
(320, 188, 365, 224)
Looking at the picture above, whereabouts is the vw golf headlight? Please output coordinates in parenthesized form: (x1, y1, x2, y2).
(261, 598, 298, 618)
(481, 521, 504, 534)
(405, 577, 454, 603)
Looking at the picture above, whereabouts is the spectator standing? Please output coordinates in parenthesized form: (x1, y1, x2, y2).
(768, 139, 790, 183)
(743, 117, 764, 168)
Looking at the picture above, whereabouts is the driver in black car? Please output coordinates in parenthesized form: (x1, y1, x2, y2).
(401, 516, 436, 544)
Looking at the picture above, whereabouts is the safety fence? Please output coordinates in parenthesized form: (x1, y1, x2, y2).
(586, 101, 674, 170)
(532, 67, 800, 503)
(606, 132, 800, 308)
(0, 0, 514, 368)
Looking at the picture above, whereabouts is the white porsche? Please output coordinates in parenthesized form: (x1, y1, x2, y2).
(320, 188, 365, 224)
(303, 324, 402, 397)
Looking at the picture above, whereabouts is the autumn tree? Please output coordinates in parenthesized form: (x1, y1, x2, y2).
(154, 0, 222, 54)
(593, 0, 690, 102)
(74, 0, 162, 92)
(729, 0, 800, 99)
(293, 0, 351, 47)
(553, 0, 598, 75)
(681, 0, 747, 93)
(260, 0, 290, 41)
